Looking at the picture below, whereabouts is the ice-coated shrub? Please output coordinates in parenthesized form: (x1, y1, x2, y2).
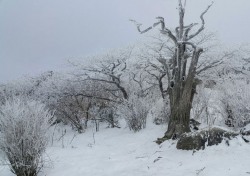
(0, 97, 53, 176)
(117, 96, 149, 132)
(221, 80, 250, 128)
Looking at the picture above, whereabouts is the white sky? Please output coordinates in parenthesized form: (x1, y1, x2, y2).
(1, 0, 250, 83)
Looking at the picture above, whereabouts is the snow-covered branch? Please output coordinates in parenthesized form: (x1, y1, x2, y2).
(187, 2, 213, 41)
(130, 17, 177, 44)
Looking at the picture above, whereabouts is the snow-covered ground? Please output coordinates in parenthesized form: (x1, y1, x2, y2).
(1, 122, 250, 176)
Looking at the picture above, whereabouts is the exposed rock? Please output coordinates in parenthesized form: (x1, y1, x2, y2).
(176, 127, 238, 150)
(190, 119, 201, 131)
(176, 131, 207, 150)
(190, 119, 201, 126)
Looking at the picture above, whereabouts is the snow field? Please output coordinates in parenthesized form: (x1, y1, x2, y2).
(0, 122, 250, 176)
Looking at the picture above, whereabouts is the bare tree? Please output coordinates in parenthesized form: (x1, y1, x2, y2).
(68, 48, 133, 130)
(131, 0, 213, 142)
(72, 47, 133, 101)
(39, 73, 119, 132)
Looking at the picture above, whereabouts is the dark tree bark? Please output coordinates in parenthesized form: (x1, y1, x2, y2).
(164, 48, 203, 139)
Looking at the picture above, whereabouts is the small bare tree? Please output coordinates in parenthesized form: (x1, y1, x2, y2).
(131, 0, 213, 141)
(0, 98, 53, 176)
(72, 47, 133, 101)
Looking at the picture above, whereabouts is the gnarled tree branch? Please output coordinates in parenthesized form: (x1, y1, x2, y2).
(187, 2, 213, 41)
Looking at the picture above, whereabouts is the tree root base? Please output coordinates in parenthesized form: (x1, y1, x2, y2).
(155, 136, 170, 145)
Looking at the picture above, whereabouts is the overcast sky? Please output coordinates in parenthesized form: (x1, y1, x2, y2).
(1, 0, 250, 83)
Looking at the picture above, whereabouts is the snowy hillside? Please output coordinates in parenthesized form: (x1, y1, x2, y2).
(1, 122, 249, 176)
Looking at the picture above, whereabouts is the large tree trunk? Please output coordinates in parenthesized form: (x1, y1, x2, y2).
(164, 73, 199, 139)
(164, 100, 192, 139)
(156, 75, 198, 144)
(166, 89, 191, 138)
